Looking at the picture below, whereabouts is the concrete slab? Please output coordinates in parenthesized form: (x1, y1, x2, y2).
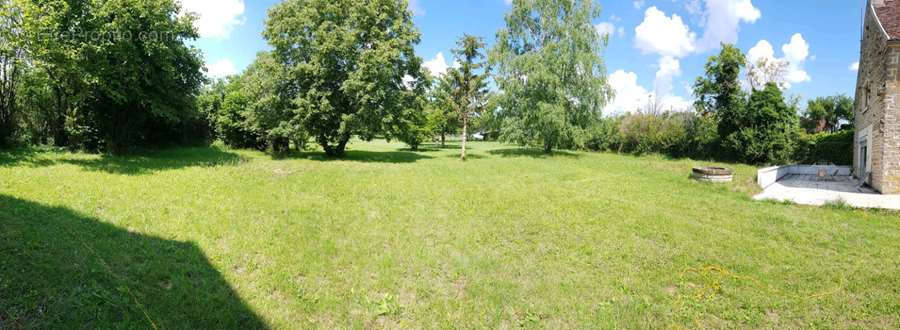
(754, 174, 900, 210)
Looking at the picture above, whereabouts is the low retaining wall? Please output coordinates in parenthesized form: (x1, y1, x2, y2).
(757, 165, 853, 189)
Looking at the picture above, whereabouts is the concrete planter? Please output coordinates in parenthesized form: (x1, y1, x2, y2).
(757, 165, 853, 189)
(692, 167, 734, 183)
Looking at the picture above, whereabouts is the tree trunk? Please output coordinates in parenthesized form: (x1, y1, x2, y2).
(441, 132, 445, 148)
(461, 116, 468, 161)
(322, 134, 350, 157)
(544, 142, 553, 154)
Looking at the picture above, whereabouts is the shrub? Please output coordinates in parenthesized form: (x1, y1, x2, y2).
(795, 130, 854, 165)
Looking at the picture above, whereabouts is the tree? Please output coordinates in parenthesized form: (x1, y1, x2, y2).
(725, 83, 800, 164)
(490, 0, 613, 153)
(241, 52, 305, 153)
(747, 57, 788, 90)
(263, 0, 424, 157)
(13, 0, 206, 152)
(0, 0, 22, 147)
(801, 95, 854, 133)
(446, 35, 489, 160)
(425, 74, 459, 147)
(693, 44, 747, 156)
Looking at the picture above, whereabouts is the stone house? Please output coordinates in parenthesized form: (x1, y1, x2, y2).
(854, 0, 900, 194)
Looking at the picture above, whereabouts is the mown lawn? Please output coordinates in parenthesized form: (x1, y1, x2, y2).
(1, 140, 898, 328)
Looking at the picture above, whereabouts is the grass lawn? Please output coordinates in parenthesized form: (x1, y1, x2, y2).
(1, 140, 898, 328)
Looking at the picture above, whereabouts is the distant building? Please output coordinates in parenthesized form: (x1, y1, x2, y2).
(854, 0, 900, 194)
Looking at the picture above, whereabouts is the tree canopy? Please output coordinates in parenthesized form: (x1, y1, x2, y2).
(490, 0, 613, 153)
(263, 0, 424, 156)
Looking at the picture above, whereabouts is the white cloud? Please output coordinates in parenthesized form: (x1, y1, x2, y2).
(634, 7, 696, 58)
(504, 0, 512, 5)
(423, 52, 458, 76)
(410, 0, 425, 16)
(633, 0, 646, 9)
(655, 56, 681, 96)
(179, 0, 246, 39)
(850, 61, 859, 71)
(606, 70, 650, 115)
(207, 59, 237, 78)
(695, 0, 761, 51)
(605, 70, 692, 115)
(595, 22, 616, 38)
(746, 33, 811, 89)
(617, 27, 625, 38)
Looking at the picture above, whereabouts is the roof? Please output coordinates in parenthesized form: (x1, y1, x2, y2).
(874, 0, 900, 40)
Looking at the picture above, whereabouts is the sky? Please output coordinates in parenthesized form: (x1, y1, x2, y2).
(182, 0, 868, 114)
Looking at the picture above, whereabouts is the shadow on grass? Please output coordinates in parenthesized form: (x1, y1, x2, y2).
(0, 148, 58, 168)
(487, 148, 581, 159)
(284, 150, 433, 163)
(0, 195, 267, 329)
(1, 146, 246, 175)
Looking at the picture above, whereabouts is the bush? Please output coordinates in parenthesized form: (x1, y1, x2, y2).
(587, 111, 720, 160)
(795, 130, 854, 165)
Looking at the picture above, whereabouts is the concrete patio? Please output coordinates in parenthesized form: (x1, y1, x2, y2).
(754, 166, 900, 210)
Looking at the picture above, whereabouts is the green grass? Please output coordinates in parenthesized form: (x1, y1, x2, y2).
(1, 140, 898, 328)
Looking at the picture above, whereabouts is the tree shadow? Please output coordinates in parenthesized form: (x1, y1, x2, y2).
(487, 148, 581, 159)
(0, 195, 268, 329)
(1, 146, 246, 175)
(284, 150, 433, 163)
(0, 148, 58, 168)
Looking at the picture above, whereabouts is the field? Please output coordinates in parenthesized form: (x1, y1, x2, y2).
(1, 140, 898, 328)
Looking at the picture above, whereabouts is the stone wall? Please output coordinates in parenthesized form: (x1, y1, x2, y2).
(854, 3, 900, 194)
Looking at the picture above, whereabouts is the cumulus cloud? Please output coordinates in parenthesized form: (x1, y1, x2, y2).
(179, 0, 246, 39)
(605, 70, 650, 115)
(694, 0, 761, 51)
(423, 52, 459, 76)
(655, 56, 682, 96)
(605, 70, 692, 115)
(207, 59, 237, 78)
(633, 0, 646, 9)
(850, 62, 859, 71)
(634, 7, 696, 58)
(746, 33, 812, 89)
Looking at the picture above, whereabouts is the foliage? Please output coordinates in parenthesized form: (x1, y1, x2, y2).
(445, 34, 489, 160)
(490, 0, 613, 153)
(723, 83, 800, 164)
(795, 130, 855, 165)
(693, 44, 747, 152)
(9, 0, 206, 153)
(0, 0, 23, 147)
(263, 0, 424, 157)
(801, 95, 854, 133)
(587, 111, 720, 159)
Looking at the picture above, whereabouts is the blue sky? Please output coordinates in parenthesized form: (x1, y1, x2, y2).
(183, 0, 867, 114)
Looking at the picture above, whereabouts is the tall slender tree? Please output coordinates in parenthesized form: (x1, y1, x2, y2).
(0, 0, 22, 147)
(446, 35, 489, 161)
(490, 0, 613, 153)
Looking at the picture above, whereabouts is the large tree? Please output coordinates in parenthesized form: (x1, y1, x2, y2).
(263, 0, 424, 157)
(0, 0, 22, 147)
(801, 95, 854, 133)
(725, 83, 800, 164)
(490, 0, 613, 153)
(425, 74, 459, 148)
(693, 44, 747, 151)
(14, 0, 206, 152)
(446, 35, 489, 161)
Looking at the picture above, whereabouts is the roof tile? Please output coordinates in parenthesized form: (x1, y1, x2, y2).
(875, 0, 900, 40)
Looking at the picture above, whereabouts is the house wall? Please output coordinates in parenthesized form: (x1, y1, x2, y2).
(854, 4, 900, 194)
